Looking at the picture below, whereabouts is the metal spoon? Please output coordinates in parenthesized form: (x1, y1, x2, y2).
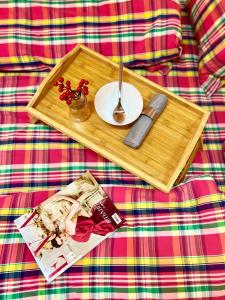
(113, 62, 125, 123)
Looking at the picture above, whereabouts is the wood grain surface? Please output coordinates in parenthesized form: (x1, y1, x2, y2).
(27, 44, 210, 192)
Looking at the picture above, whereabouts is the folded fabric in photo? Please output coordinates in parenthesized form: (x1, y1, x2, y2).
(0, 0, 182, 72)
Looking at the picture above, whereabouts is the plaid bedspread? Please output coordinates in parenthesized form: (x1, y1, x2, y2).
(0, 0, 182, 70)
(0, 0, 225, 299)
(1, 176, 225, 299)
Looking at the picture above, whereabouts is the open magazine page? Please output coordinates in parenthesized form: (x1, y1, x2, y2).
(14, 172, 125, 283)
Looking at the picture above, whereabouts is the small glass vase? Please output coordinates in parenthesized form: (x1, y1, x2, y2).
(69, 92, 91, 123)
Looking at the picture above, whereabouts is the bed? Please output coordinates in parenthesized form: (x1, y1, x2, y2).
(0, 0, 225, 299)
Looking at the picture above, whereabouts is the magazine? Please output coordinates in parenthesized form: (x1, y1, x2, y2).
(14, 171, 125, 283)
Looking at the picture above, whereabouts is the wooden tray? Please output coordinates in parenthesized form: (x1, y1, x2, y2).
(27, 44, 209, 192)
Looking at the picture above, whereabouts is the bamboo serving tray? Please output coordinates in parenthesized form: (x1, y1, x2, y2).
(27, 44, 209, 192)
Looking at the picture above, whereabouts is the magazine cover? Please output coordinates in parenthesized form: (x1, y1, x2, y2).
(14, 171, 125, 283)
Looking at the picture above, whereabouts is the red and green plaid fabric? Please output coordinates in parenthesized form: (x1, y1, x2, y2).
(0, 0, 225, 298)
(0, 0, 224, 195)
(187, 0, 225, 96)
(1, 176, 225, 299)
(136, 1, 225, 192)
(0, 0, 182, 71)
(223, 143, 225, 161)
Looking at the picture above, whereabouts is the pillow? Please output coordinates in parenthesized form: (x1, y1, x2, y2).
(0, 0, 182, 72)
(187, 0, 225, 96)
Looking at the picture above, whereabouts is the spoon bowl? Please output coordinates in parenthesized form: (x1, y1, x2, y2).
(113, 109, 125, 123)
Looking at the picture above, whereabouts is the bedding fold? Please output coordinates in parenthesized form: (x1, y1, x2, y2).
(187, 0, 225, 96)
(0, 0, 182, 72)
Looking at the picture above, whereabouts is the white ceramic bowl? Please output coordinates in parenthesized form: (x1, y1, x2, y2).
(94, 81, 143, 126)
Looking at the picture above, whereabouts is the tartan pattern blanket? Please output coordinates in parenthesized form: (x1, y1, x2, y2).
(0, 0, 182, 71)
(1, 176, 225, 299)
(0, 0, 225, 299)
(187, 0, 225, 97)
(0, 1, 224, 195)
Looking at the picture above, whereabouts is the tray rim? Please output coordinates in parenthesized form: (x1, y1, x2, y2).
(27, 44, 210, 192)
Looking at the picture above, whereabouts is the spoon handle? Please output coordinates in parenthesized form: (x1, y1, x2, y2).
(118, 62, 123, 100)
